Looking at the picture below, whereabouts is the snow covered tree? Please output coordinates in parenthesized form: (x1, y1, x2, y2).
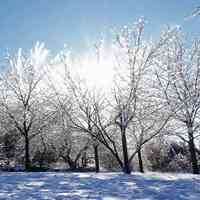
(155, 30, 200, 174)
(111, 19, 173, 173)
(0, 43, 52, 170)
(45, 52, 96, 170)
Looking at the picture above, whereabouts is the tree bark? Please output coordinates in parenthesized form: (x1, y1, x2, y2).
(187, 123, 199, 174)
(25, 134, 31, 171)
(94, 145, 100, 173)
(138, 148, 144, 173)
(66, 156, 77, 169)
(81, 152, 87, 168)
(121, 126, 131, 174)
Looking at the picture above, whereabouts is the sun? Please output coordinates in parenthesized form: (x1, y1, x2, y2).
(77, 46, 115, 91)
(46, 44, 116, 94)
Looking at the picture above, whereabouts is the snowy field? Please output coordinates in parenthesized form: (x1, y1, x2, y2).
(0, 172, 199, 200)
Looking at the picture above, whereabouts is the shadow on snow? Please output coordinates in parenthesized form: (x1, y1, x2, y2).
(0, 172, 199, 200)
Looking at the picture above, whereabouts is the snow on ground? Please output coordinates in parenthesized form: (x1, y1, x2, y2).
(0, 172, 199, 200)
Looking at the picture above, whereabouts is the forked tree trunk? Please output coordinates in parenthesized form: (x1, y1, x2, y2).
(138, 148, 144, 173)
(187, 123, 199, 174)
(121, 126, 131, 174)
(67, 156, 77, 169)
(94, 145, 100, 173)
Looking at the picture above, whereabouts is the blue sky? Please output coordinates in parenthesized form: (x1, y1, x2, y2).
(0, 0, 199, 57)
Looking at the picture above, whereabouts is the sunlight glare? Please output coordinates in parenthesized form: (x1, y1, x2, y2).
(77, 45, 115, 90)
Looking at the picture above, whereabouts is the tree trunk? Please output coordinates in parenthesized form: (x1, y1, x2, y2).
(94, 145, 100, 173)
(187, 124, 199, 174)
(39, 150, 45, 169)
(39, 158, 43, 169)
(138, 148, 144, 173)
(121, 126, 131, 174)
(25, 134, 31, 171)
(81, 152, 87, 168)
(66, 156, 77, 169)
